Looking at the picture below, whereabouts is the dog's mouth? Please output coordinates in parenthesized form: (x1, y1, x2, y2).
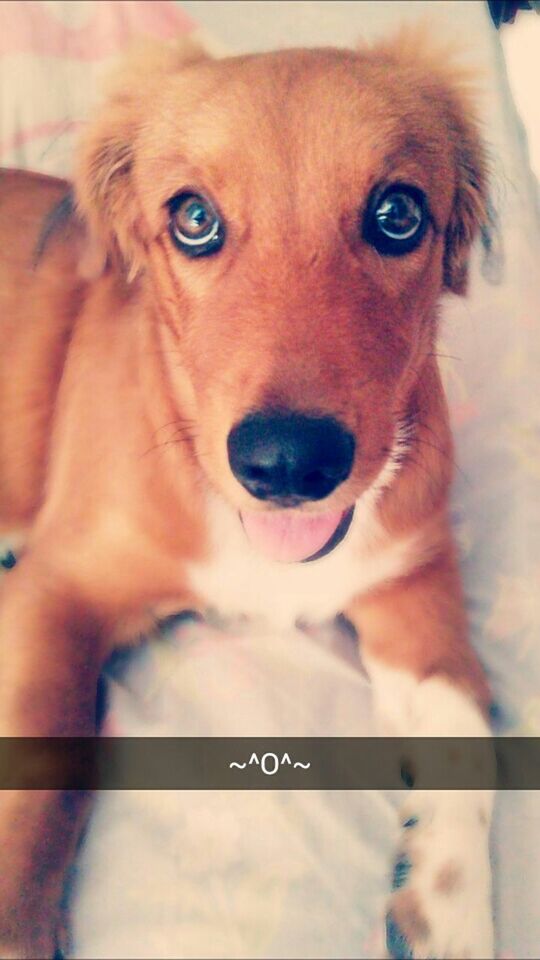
(239, 505, 355, 563)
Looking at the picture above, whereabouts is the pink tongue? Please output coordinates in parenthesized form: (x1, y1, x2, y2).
(240, 508, 344, 563)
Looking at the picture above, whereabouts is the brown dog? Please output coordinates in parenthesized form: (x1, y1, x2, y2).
(0, 33, 493, 959)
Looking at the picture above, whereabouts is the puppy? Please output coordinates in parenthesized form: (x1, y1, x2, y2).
(0, 33, 493, 959)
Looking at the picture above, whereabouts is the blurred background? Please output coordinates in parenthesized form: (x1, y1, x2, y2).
(500, 10, 540, 180)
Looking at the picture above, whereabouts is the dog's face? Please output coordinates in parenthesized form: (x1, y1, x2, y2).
(76, 39, 487, 561)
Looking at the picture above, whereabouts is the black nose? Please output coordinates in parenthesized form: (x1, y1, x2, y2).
(227, 411, 355, 503)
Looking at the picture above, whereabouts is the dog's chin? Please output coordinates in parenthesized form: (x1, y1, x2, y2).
(239, 504, 355, 563)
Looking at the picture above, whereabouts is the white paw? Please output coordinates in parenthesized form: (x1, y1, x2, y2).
(386, 794, 494, 960)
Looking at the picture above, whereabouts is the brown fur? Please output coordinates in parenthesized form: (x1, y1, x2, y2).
(0, 35, 489, 955)
(391, 888, 431, 944)
(434, 861, 463, 895)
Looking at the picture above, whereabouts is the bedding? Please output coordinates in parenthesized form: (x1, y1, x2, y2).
(0, 2, 539, 957)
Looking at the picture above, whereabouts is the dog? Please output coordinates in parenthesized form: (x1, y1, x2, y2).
(0, 31, 494, 959)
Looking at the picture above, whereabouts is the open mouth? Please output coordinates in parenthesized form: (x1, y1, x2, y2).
(240, 505, 355, 563)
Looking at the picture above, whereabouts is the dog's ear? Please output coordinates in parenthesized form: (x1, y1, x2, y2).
(370, 26, 489, 296)
(441, 102, 489, 295)
(74, 38, 210, 280)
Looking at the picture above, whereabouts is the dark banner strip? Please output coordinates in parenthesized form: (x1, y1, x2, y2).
(0, 737, 538, 789)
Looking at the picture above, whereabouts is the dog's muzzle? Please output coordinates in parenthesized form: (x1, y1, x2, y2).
(227, 410, 355, 504)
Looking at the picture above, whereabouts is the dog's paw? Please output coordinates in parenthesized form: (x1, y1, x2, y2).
(385, 800, 493, 960)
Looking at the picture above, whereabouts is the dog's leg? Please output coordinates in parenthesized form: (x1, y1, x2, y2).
(0, 554, 105, 959)
(347, 549, 494, 960)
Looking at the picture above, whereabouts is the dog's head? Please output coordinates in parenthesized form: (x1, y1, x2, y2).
(75, 33, 487, 562)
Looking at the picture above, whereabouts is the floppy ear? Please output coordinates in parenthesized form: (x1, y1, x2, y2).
(75, 96, 139, 280)
(371, 26, 489, 296)
(74, 38, 210, 280)
(441, 97, 489, 295)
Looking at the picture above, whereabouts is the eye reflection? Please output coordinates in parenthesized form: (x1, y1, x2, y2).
(362, 184, 428, 256)
(168, 192, 225, 258)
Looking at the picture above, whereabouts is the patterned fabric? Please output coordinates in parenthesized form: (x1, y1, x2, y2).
(0, 0, 194, 175)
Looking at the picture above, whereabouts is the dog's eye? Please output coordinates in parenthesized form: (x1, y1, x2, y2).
(167, 192, 224, 257)
(362, 185, 427, 256)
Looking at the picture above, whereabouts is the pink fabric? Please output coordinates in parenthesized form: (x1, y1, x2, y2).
(0, 1, 195, 172)
(0, 119, 80, 158)
(0, 1, 194, 59)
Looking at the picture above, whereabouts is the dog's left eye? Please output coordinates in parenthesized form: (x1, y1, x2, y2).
(167, 192, 224, 257)
(362, 185, 428, 256)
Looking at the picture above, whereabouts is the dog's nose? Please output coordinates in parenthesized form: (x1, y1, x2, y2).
(227, 411, 355, 502)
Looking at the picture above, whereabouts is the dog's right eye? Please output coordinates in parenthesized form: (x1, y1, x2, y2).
(167, 192, 225, 257)
(362, 184, 428, 256)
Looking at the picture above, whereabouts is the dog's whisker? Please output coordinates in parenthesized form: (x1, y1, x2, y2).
(428, 350, 464, 363)
(150, 418, 196, 438)
(138, 424, 199, 460)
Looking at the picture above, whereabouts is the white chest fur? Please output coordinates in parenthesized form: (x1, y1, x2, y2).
(187, 492, 422, 631)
